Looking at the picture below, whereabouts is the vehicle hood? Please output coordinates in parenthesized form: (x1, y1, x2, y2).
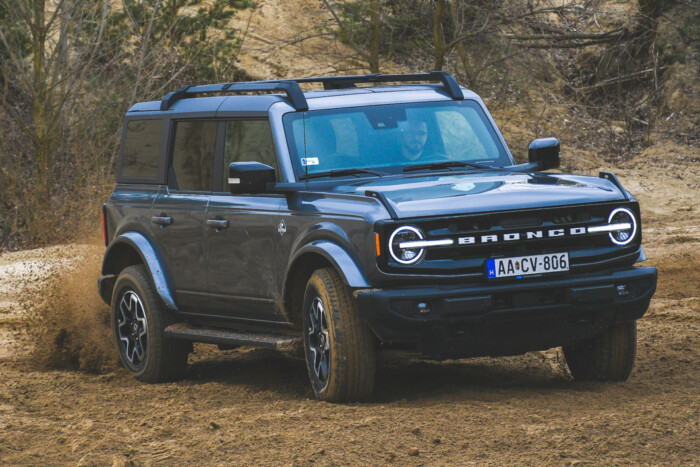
(328, 171, 626, 218)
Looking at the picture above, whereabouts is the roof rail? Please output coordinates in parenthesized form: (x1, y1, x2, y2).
(160, 81, 309, 111)
(159, 71, 463, 111)
(294, 71, 464, 100)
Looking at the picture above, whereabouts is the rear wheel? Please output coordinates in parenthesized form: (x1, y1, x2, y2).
(112, 265, 189, 382)
(302, 268, 376, 402)
(564, 320, 637, 381)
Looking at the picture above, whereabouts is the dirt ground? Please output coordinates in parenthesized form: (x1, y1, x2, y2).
(0, 142, 698, 466)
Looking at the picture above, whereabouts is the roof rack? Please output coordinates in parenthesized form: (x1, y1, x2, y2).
(295, 71, 464, 100)
(160, 81, 308, 111)
(159, 71, 463, 112)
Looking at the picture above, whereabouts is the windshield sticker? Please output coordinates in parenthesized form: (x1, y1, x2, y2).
(301, 157, 319, 166)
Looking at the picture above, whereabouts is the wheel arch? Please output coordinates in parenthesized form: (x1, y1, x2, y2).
(283, 240, 370, 326)
(101, 231, 178, 310)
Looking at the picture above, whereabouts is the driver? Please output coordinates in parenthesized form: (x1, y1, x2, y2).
(398, 119, 428, 162)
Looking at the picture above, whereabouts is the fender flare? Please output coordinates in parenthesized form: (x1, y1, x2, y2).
(290, 240, 370, 288)
(102, 231, 178, 310)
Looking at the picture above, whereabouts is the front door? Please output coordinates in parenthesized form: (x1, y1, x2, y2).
(152, 120, 216, 312)
(205, 119, 286, 322)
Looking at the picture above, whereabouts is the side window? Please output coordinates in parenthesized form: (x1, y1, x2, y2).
(171, 121, 216, 191)
(121, 119, 163, 179)
(224, 120, 277, 186)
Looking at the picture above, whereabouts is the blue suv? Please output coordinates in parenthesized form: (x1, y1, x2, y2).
(99, 72, 657, 401)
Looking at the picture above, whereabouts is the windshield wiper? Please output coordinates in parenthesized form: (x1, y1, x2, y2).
(404, 160, 492, 172)
(302, 168, 385, 180)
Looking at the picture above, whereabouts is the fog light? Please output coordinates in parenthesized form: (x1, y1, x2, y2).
(616, 285, 629, 297)
(417, 302, 431, 314)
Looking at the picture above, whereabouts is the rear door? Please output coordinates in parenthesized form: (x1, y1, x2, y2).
(205, 119, 285, 322)
(151, 120, 217, 312)
(111, 117, 166, 245)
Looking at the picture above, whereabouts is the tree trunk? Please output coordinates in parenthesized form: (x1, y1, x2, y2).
(448, 0, 474, 86)
(369, 0, 380, 73)
(30, 0, 48, 181)
(433, 0, 445, 70)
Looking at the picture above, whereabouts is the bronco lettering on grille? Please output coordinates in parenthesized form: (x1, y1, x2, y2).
(457, 227, 587, 246)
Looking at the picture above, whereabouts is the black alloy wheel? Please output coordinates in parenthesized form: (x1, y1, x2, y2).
(116, 289, 149, 370)
(307, 296, 331, 385)
(302, 268, 376, 402)
(111, 265, 189, 382)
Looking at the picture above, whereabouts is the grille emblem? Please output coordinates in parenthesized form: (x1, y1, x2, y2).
(457, 227, 588, 245)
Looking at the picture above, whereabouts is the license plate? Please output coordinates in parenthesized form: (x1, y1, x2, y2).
(486, 252, 569, 279)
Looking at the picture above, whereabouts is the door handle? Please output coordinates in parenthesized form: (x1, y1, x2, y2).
(206, 219, 229, 230)
(151, 216, 172, 227)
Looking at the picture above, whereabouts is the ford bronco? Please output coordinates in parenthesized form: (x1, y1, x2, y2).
(98, 72, 657, 401)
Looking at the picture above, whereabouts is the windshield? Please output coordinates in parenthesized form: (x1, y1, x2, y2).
(282, 100, 511, 178)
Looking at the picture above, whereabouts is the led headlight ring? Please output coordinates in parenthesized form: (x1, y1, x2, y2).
(607, 207, 637, 246)
(388, 226, 426, 265)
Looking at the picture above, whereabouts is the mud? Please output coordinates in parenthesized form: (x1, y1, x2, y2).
(0, 324, 698, 465)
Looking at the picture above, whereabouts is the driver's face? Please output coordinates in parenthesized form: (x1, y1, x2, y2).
(401, 122, 428, 156)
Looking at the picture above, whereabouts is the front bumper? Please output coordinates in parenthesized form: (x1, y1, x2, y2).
(354, 266, 657, 359)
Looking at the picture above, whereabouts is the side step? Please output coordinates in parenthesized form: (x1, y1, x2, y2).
(164, 323, 300, 352)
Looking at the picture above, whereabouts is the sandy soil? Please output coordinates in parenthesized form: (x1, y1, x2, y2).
(0, 143, 698, 465)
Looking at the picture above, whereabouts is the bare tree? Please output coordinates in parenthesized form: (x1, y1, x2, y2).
(433, 0, 445, 70)
(321, 0, 383, 73)
(0, 0, 116, 241)
(0, 0, 250, 246)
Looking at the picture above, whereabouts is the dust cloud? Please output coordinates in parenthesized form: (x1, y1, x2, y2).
(24, 245, 118, 373)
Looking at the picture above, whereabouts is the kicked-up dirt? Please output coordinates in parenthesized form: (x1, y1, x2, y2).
(0, 142, 699, 465)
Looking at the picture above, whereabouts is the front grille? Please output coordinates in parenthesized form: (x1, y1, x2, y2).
(376, 202, 641, 279)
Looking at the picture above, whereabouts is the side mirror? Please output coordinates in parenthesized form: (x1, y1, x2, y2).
(228, 162, 275, 194)
(528, 137, 561, 170)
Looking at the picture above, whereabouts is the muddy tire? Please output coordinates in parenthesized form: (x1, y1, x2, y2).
(302, 268, 376, 402)
(564, 320, 637, 382)
(111, 265, 189, 382)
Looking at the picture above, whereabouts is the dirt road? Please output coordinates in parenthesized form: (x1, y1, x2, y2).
(1, 147, 698, 465)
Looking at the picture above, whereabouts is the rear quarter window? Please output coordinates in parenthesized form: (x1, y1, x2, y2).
(120, 119, 163, 179)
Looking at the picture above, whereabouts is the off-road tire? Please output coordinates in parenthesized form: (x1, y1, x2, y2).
(302, 267, 376, 402)
(564, 320, 637, 382)
(111, 265, 189, 382)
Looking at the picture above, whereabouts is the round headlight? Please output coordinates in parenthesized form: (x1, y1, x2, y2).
(608, 207, 637, 245)
(389, 226, 425, 265)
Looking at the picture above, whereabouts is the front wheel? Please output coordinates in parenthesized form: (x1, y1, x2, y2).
(111, 265, 190, 382)
(564, 320, 637, 382)
(302, 268, 376, 402)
